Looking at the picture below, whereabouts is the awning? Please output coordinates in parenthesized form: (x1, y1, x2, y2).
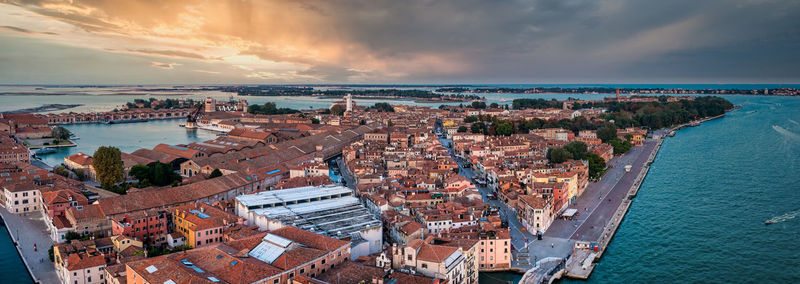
(562, 208, 578, 217)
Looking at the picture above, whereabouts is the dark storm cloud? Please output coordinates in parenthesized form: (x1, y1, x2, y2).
(1, 0, 799, 83)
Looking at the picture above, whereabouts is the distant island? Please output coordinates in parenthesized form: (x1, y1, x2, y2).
(435, 86, 799, 96)
(219, 85, 483, 102)
(1, 103, 82, 114)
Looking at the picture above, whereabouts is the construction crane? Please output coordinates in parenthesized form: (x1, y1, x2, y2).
(185, 104, 203, 129)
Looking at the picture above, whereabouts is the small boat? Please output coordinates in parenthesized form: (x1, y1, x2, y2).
(69, 134, 80, 140)
(765, 220, 774, 225)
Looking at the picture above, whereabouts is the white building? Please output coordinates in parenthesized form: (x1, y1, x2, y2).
(1, 180, 41, 214)
(345, 93, 354, 112)
(235, 185, 382, 260)
(60, 252, 106, 284)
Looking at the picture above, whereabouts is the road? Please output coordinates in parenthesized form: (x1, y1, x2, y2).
(438, 131, 665, 272)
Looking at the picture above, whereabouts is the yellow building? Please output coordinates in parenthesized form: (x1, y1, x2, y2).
(173, 203, 242, 248)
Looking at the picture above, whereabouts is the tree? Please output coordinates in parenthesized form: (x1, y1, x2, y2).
(51, 126, 71, 141)
(471, 122, 485, 134)
(471, 101, 487, 109)
(330, 104, 346, 116)
(359, 119, 366, 125)
(609, 139, 632, 154)
(310, 118, 320, 124)
(597, 124, 618, 142)
(65, 231, 82, 241)
(464, 116, 479, 123)
(93, 146, 124, 189)
(248, 102, 299, 115)
(457, 126, 468, 133)
(489, 102, 499, 109)
(547, 148, 573, 163)
(563, 141, 588, 160)
(53, 166, 70, 178)
(152, 162, 170, 186)
(209, 169, 223, 179)
(73, 169, 85, 181)
(369, 103, 395, 112)
(586, 152, 606, 179)
(496, 122, 513, 136)
(129, 165, 150, 182)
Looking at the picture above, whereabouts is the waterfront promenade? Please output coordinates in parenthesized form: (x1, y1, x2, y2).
(516, 131, 666, 283)
(0, 207, 60, 284)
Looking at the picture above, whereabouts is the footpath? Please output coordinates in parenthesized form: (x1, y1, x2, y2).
(0, 207, 60, 284)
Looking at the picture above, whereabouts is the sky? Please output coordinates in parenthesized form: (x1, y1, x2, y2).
(0, 0, 799, 85)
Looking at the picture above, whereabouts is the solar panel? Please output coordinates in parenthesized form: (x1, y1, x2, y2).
(168, 145, 189, 151)
(248, 241, 286, 264)
(145, 265, 158, 273)
(444, 250, 463, 268)
(189, 210, 211, 219)
(263, 233, 293, 248)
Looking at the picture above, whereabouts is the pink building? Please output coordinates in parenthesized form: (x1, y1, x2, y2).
(111, 209, 169, 244)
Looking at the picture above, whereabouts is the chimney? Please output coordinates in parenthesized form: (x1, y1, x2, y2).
(616, 88, 620, 100)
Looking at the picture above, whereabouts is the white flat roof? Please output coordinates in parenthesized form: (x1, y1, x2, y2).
(562, 208, 578, 217)
(249, 196, 361, 217)
(236, 185, 352, 207)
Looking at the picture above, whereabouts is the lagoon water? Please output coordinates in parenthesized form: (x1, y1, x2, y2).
(566, 95, 800, 283)
(2, 89, 799, 283)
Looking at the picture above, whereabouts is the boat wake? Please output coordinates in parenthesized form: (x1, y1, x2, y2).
(772, 125, 800, 141)
(765, 209, 800, 225)
(788, 119, 799, 126)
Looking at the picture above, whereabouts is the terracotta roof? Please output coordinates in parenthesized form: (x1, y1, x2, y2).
(316, 261, 384, 284)
(174, 202, 240, 231)
(67, 204, 106, 220)
(65, 152, 93, 166)
(66, 252, 105, 271)
(268, 226, 349, 252)
(98, 173, 252, 216)
(415, 243, 458, 263)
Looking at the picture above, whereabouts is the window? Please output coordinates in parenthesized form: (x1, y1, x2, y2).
(311, 264, 316, 269)
(87, 276, 91, 282)
(321, 259, 326, 264)
(421, 263, 427, 269)
(274, 279, 279, 284)
(408, 255, 412, 261)
(300, 268, 305, 274)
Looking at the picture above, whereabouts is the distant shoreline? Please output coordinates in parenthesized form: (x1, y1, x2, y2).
(1, 103, 83, 114)
(0, 92, 195, 96)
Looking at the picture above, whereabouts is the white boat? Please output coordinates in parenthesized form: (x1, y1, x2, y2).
(196, 122, 233, 133)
